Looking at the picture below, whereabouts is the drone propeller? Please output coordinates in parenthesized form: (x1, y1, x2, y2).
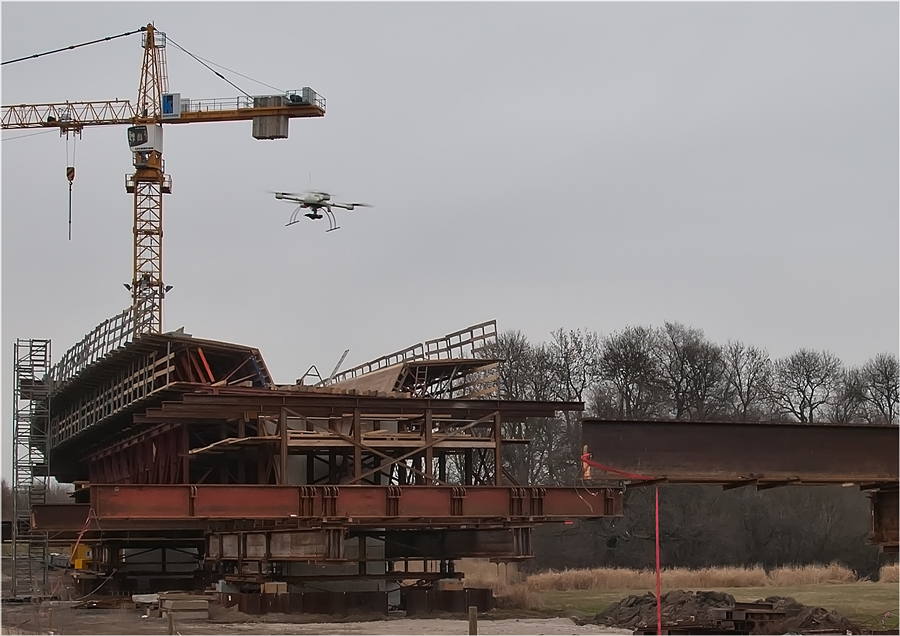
(331, 202, 373, 211)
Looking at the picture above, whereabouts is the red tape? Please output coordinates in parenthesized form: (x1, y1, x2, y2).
(580, 453, 655, 481)
(48, 507, 97, 598)
(581, 453, 662, 635)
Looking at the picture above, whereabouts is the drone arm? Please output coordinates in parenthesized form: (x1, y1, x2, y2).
(331, 202, 371, 210)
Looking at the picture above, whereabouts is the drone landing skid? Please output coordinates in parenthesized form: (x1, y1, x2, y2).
(324, 207, 340, 232)
(286, 203, 342, 232)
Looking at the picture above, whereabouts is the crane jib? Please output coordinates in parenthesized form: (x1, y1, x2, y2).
(1, 97, 324, 130)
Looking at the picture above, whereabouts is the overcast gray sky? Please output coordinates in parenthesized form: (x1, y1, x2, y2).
(2, 2, 898, 479)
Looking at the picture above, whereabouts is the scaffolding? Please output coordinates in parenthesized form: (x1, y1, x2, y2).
(12, 338, 52, 597)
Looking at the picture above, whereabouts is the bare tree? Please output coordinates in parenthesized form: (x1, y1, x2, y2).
(653, 322, 727, 420)
(482, 330, 533, 401)
(723, 341, 772, 421)
(546, 329, 602, 483)
(598, 325, 660, 419)
(548, 328, 602, 403)
(482, 332, 572, 485)
(652, 322, 699, 420)
(769, 349, 842, 423)
(588, 382, 620, 419)
(826, 367, 868, 424)
(684, 338, 728, 421)
(860, 353, 900, 425)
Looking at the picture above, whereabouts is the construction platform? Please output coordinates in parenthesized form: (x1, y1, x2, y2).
(20, 320, 624, 601)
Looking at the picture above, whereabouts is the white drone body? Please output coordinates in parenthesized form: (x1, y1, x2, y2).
(273, 190, 372, 232)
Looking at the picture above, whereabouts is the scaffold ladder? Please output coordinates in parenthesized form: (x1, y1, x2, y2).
(11, 338, 51, 597)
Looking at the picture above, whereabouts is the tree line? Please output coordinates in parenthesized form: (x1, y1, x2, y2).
(482, 321, 898, 486)
(480, 322, 898, 576)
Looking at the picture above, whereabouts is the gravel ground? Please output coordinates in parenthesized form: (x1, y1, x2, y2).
(203, 617, 631, 635)
(1, 604, 631, 636)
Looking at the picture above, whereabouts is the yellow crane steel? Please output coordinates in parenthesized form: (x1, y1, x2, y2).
(2, 24, 325, 334)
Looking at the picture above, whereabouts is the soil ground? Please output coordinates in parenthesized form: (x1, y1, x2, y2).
(0, 603, 630, 636)
(1, 564, 628, 635)
(3, 560, 895, 635)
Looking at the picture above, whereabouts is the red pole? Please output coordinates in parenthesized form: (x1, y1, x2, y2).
(655, 486, 661, 635)
(578, 453, 662, 634)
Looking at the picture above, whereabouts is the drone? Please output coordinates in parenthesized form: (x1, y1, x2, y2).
(272, 190, 372, 232)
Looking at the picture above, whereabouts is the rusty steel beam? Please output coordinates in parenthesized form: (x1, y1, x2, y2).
(30, 485, 621, 531)
(32, 504, 210, 539)
(582, 419, 898, 484)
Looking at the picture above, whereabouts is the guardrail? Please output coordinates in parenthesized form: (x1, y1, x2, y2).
(48, 307, 135, 391)
(327, 320, 497, 385)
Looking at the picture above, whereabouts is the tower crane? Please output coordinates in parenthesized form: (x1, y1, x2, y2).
(2, 23, 325, 334)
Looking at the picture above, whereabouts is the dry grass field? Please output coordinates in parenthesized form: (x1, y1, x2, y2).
(457, 560, 900, 631)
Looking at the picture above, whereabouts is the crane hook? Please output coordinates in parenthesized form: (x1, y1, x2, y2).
(65, 130, 78, 240)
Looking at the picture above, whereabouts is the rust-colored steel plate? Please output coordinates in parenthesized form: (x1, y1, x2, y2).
(194, 486, 298, 518)
(93, 484, 191, 518)
(460, 488, 511, 517)
(541, 487, 618, 517)
(396, 487, 455, 518)
(79, 484, 622, 523)
(332, 487, 388, 518)
(583, 419, 898, 484)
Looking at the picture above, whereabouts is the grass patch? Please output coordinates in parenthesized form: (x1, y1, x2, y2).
(457, 561, 898, 624)
(521, 563, 858, 591)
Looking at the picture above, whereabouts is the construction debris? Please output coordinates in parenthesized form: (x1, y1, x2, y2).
(755, 596, 858, 634)
(578, 590, 861, 634)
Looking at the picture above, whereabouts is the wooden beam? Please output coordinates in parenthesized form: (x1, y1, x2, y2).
(280, 409, 288, 485)
(353, 408, 362, 480)
(425, 409, 434, 482)
(494, 412, 502, 486)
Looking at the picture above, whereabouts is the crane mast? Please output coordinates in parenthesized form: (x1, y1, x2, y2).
(128, 23, 169, 334)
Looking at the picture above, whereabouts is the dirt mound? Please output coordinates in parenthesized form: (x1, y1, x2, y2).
(579, 590, 859, 634)
(582, 590, 736, 630)
(755, 596, 856, 635)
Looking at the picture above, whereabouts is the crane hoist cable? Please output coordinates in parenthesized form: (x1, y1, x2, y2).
(166, 37, 254, 99)
(177, 48, 285, 93)
(1, 26, 146, 65)
(1, 130, 58, 142)
(65, 131, 79, 240)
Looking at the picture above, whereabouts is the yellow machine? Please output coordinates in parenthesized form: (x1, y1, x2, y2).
(70, 543, 93, 570)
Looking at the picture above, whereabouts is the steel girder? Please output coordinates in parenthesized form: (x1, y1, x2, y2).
(582, 419, 898, 484)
